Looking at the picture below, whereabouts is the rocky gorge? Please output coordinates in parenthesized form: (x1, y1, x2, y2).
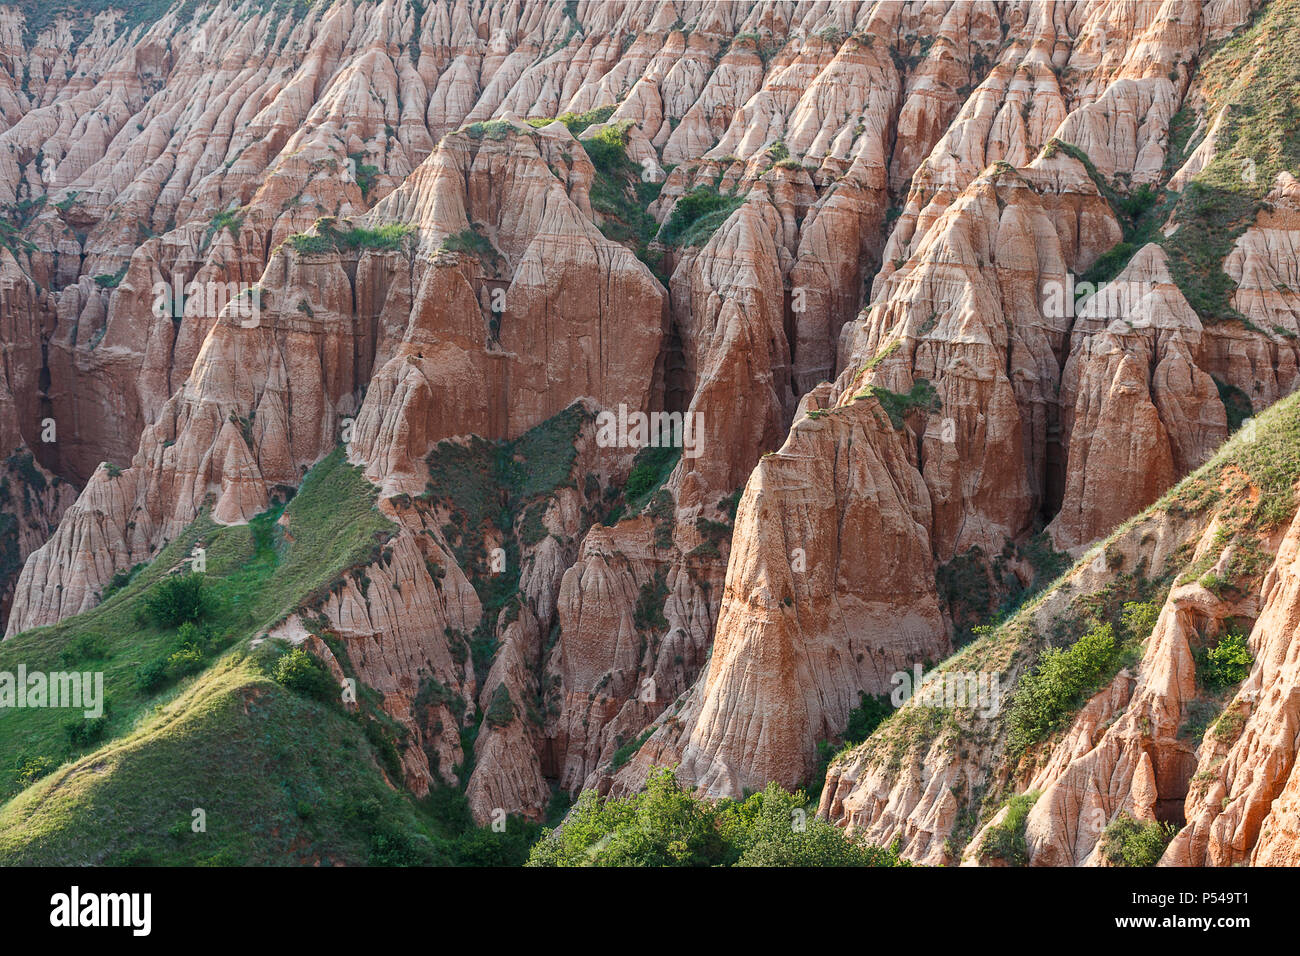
(0, 0, 1297, 869)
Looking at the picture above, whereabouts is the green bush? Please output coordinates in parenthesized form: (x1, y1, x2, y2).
(484, 684, 516, 728)
(659, 185, 744, 247)
(132, 620, 231, 694)
(271, 648, 339, 703)
(1100, 813, 1177, 866)
(165, 646, 205, 678)
(526, 767, 908, 867)
(582, 122, 634, 176)
(14, 754, 54, 786)
(723, 784, 909, 867)
(1120, 601, 1160, 643)
(1197, 632, 1253, 691)
(144, 573, 214, 627)
(1008, 623, 1118, 753)
(65, 708, 112, 749)
(58, 633, 109, 666)
(978, 792, 1039, 865)
(134, 658, 169, 693)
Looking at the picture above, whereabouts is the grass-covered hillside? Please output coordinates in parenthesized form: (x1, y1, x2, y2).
(0, 449, 540, 865)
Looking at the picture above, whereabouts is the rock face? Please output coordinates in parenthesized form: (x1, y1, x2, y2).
(613, 389, 948, 797)
(6, 0, 1300, 868)
(819, 392, 1300, 865)
(1167, 503, 1300, 867)
(1050, 245, 1227, 549)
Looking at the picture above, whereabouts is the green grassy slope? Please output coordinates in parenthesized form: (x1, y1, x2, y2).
(0, 448, 392, 799)
(0, 447, 560, 865)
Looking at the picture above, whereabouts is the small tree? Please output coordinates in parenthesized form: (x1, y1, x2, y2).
(1198, 632, 1253, 690)
(271, 648, 338, 703)
(145, 573, 214, 627)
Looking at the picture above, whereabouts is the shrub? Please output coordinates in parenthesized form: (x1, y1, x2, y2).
(144, 573, 214, 627)
(65, 710, 112, 749)
(1100, 814, 1177, 866)
(659, 185, 744, 247)
(1120, 601, 1160, 643)
(859, 379, 940, 429)
(1008, 623, 1118, 753)
(271, 648, 339, 703)
(725, 783, 909, 867)
(101, 562, 145, 601)
(526, 767, 908, 867)
(58, 633, 109, 666)
(610, 729, 653, 770)
(1197, 631, 1253, 690)
(134, 658, 169, 693)
(484, 684, 516, 728)
(14, 753, 54, 786)
(978, 792, 1039, 865)
(165, 646, 204, 678)
(528, 767, 724, 867)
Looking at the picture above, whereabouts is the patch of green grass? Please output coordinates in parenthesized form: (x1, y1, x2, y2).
(1100, 813, 1178, 866)
(856, 379, 941, 429)
(206, 208, 244, 245)
(1161, 386, 1300, 532)
(610, 727, 654, 771)
(0, 449, 391, 799)
(0, 654, 448, 866)
(439, 226, 499, 263)
(1062, 0, 1300, 321)
(287, 218, 415, 255)
(0, 446, 551, 865)
(623, 444, 681, 514)
(659, 185, 744, 248)
(978, 791, 1039, 866)
(461, 119, 514, 141)
(575, 123, 667, 277)
(525, 105, 616, 136)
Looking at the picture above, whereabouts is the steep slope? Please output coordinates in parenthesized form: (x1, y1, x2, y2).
(5, 0, 1300, 866)
(820, 387, 1300, 866)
